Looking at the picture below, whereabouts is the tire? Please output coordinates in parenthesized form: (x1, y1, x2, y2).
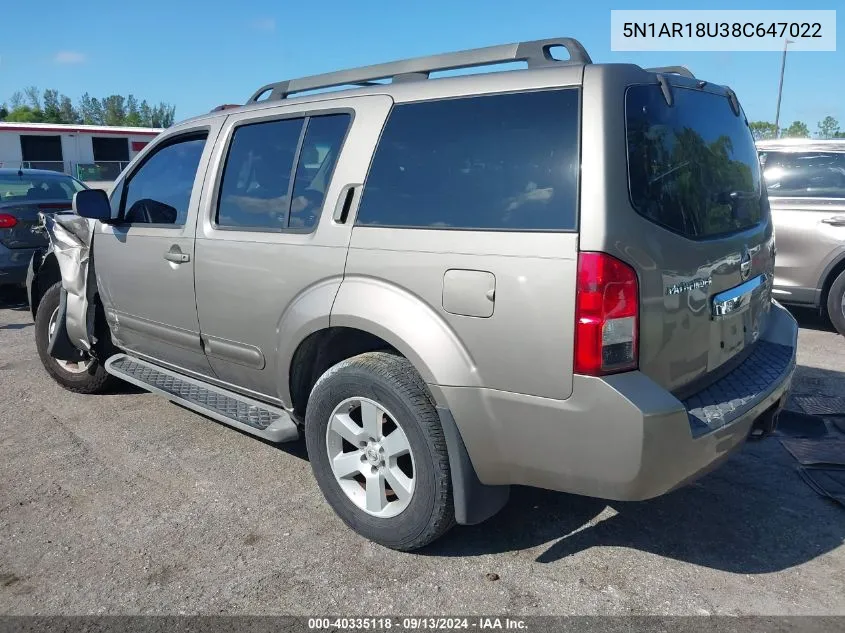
(826, 270, 845, 336)
(34, 281, 115, 394)
(305, 351, 455, 551)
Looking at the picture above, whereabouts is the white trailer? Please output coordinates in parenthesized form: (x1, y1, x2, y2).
(0, 122, 162, 186)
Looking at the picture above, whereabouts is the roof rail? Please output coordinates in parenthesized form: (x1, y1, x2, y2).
(248, 37, 592, 103)
(646, 66, 695, 79)
(210, 104, 242, 113)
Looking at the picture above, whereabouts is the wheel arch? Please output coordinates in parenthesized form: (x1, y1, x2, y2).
(276, 275, 479, 412)
(28, 251, 61, 320)
(281, 279, 504, 525)
(819, 251, 845, 313)
(329, 276, 479, 390)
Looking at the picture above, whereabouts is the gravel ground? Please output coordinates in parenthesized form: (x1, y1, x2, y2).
(0, 288, 843, 616)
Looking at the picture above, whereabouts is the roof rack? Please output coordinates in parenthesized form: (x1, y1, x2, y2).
(247, 37, 592, 103)
(646, 66, 695, 79)
(210, 103, 242, 112)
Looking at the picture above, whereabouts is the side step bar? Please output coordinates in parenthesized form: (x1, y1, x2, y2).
(105, 354, 299, 443)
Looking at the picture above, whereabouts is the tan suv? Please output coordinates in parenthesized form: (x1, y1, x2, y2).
(28, 37, 798, 550)
(757, 139, 845, 334)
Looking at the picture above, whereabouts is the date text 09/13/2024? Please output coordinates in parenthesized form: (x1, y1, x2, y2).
(307, 617, 528, 630)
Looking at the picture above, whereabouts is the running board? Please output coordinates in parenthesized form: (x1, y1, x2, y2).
(105, 354, 299, 443)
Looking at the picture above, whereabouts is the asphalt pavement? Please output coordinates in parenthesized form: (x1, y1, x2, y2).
(1, 288, 843, 616)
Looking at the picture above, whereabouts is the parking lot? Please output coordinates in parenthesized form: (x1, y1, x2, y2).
(0, 287, 843, 616)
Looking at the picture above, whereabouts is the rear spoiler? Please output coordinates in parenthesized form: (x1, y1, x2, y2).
(646, 65, 695, 78)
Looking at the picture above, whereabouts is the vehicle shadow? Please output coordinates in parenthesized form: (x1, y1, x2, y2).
(0, 286, 29, 311)
(426, 428, 843, 573)
(787, 305, 837, 333)
(0, 322, 32, 330)
(166, 399, 311, 461)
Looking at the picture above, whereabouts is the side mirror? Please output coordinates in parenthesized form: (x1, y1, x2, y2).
(72, 189, 112, 222)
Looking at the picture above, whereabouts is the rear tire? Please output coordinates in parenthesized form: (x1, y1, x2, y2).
(34, 282, 115, 394)
(305, 352, 455, 551)
(826, 270, 845, 336)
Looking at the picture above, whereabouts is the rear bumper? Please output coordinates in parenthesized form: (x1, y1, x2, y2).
(440, 301, 798, 501)
(0, 244, 37, 286)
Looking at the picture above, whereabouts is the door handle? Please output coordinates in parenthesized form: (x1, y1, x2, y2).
(821, 216, 845, 227)
(333, 183, 362, 223)
(164, 248, 190, 263)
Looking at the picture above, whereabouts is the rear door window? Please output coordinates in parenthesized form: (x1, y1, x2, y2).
(759, 151, 845, 198)
(356, 89, 580, 231)
(216, 118, 303, 230)
(216, 113, 351, 231)
(626, 85, 765, 239)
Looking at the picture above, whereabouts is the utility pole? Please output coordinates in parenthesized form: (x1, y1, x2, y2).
(774, 39, 794, 136)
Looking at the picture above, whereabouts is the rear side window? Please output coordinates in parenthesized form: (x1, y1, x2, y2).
(626, 85, 765, 239)
(356, 89, 580, 231)
(760, 151, 845, 199)
(217, 113, 351, 231)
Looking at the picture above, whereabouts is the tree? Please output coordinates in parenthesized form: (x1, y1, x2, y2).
(149, 103, 175, 128)
(139, 100, 153, 127)
(4, 87, 174, 127)
(24, 86, 41, 110)
(124, 94, 142, 127)
(78, 93, 103, 125)
(749, 121, 779, 140)
(3, 106, 44, 123)
(783, 121, 810, 138)
(59, 96, 80, 124)
(101, 95, 127, 126)
(42, 89, 63, 123)
(817, 116, 841, 139)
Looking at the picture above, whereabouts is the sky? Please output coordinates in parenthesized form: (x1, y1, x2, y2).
(1, 0, 842, 130)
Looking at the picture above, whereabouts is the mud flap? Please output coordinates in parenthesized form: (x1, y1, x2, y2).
(437, 406, 510, 525)
(47, 287, 89, 363)
(25, 248, 43, 320)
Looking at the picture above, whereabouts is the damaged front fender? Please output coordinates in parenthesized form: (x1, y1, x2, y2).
(39, 212, 99, 355)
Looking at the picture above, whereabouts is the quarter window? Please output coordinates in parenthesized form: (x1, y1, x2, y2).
(216, 113, 351, 231)
(355, 90, 580, 231)
(289, 115, 351, 229)
(122, 135, 207, 225)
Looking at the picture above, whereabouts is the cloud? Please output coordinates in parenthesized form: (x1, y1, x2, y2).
(54, 51, 87, 64)
(249, 17, 276, 32)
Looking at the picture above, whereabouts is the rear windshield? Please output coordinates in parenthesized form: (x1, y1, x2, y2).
(759, 151, 845, 198)
(626, 85, 764, 239)
(0, 173, 84, 203)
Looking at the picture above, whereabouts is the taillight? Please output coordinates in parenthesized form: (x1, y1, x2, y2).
(574, 252, 639, 376)
(0, 214, 18, 229)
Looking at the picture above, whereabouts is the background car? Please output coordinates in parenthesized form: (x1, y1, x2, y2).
(758, 139, 845, 335)
(0, 168, 87, 287)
